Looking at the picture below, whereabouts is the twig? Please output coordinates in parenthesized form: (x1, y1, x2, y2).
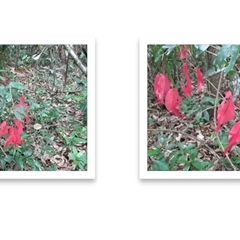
(213, 71, 237, 171)
(205, 77, 224, 99)
(64, 45, 87, 76)
(148, 128, 222, 161)
(0, 146, 7, 157)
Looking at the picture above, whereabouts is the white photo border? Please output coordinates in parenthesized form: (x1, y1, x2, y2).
(0, 37, 95, 179)
(139, 37, 240, 179)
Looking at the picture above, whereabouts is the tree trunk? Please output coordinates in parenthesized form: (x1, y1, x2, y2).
(206, 45, 220, 118)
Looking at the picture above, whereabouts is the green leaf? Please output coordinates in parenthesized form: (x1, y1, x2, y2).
(72, 146, 78, 155)
(0, 86, 7, 96)
(9, 82, 25, 90)
(214, 45, 239, 75)
(5, 93, 12, 102)
(14, 106, 26, 120)
(79, 153, 87, 164)
(194, 44, 210, 52)
(15, 157, 24, 171)
(200, 97, 216, 105)
(68, 152, 76, 161)
(72, 137, 87, 143)
(161, 45, 177, 55)
(204, 67, 223, 77)
(195, 111, 202, 121)
(148, 149, 160, 157)
(1, 155, 14, 169)
(191, 160, 211, 170)
(27, 159, 41, 170)
(203, 110, 210, 121)
(24, 150, 33, 157)
(188, 148, 198, 161)
(151, 160, 170, 171)
(176, 158, 188, 164)
(66, 94, 85, 101)
(185, 144, 196, 151)
(183, 164, 190, 171)
(165, 143, 177, 150)
(22, 55, 28, 60)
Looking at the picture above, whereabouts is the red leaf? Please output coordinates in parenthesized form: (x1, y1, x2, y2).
(0, 121, 9, 138)
(181, 62, 192, 96)
(215, 91, 235, 132)
(165, 88, 182, 117)
(177, 45, 188, 59)
(154, 73, 171, 104)
(19, 96, 26, 104)
(14, 118, 24, 134)
(195, 67, 204, 91)
(223, 121, 240, 156)
(25, 116, 31, 124)
(4, 127, 23, 148)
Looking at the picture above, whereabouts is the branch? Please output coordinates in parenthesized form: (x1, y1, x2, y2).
(64, 45, 87, 76)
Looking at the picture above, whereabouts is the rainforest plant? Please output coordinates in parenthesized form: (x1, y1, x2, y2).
(151, 44, 240, 169)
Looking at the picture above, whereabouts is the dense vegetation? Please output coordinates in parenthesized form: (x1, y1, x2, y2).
(148, 45, 240, 171)
(0, 45, 87, 171)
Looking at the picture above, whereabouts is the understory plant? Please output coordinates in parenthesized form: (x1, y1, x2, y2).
(148, 44, 240, 171)
(0, 80, 32, 170)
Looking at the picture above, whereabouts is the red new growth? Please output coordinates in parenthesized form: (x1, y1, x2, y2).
(181, 62, 192, 96)
(223, 121, 240, 156)
(0, 121, 8, 138)
(165, 88, 183, 117)
(154, 73, 171, 104)
(195, 67, 204, 91)
(215, 91, 235, 132)
(177, 45, 188, 59)
(14, 118, 23, 134)
(4, 119, 24, 148)
(4, 127, 23, 148)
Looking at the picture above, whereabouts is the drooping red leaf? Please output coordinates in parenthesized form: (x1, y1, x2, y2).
(4, 127, 23, 148)
(0, 121, 9, 138)
(181, 62, 192, 96)
(165, 88, 183, 117)
(14, 118, 24, 134)
(177, 45, 188, 59)
(215, 91, 235, 132)
(223, 120, 240, 156)
(195, 67, 204, 91)
(154, 73, 171, 104)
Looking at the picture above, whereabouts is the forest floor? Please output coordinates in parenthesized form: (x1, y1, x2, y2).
(0, 55, 87, 171)
(147, 55, 240, 171)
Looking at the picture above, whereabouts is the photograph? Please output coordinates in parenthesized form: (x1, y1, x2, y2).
(0, 38, 95, 179)
(140, 39, 240, 178)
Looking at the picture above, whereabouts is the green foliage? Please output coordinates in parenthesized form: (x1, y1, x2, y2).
(0, 44, 87, 171)
(181, 96, 216, 123)
(68, 146, 87, 171)
(149, 135, 213, 171)
(214, 45, 240, 75)
(148, 44, 240, 171)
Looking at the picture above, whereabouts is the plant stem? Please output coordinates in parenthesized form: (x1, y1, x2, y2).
(213, 71, 237, 171)
(0, 146, 7, 157)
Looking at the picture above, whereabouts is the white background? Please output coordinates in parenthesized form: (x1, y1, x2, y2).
(1, 1, 240, 240)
